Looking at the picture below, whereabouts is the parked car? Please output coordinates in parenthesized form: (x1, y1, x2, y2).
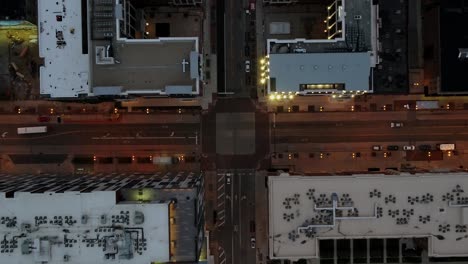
(387, 145, 399, 151)
(226, 173, 231, 184)
(37, 116, 50, 122)
(391, 122, 404, 128)
(250, 220, 256, 233)
(244, 45, 250, 57)
(372, 145, 382, 151)
(245, 60, 250, 72)
(403, 145, 416, 150)
(250, 237, 256, 248)
(419, 145, 432, 151)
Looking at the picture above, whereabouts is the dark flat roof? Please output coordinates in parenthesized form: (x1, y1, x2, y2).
(439, 2, 468, 92)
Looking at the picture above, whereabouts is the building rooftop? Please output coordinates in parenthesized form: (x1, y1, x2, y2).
(0, 172, 201, 193)
(268, 52, 371, 93)
(263, 0, 379, 95)
(0, 172, 204, 263)
(92, 39, 198, 95)
(268, 173, 468, 260)
(439, 2, 468, 93)
(38, 0, 91, 97)
(38, 0, 201, 98)
(0, 191, 170, 263)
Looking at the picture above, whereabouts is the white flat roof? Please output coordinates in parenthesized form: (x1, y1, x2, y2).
(268, 52, 371, 94)
(38, 0, 91, 98)
(268, 173, 468, 259)
(38, 0, 201, 98)
(0, 191, 170, 263)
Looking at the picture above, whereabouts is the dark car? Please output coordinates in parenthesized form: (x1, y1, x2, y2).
(244, 45, 250, 57)
(419, 145, 432, 151)
(387, 145, 399, 151)
(37, 116, 50, 122)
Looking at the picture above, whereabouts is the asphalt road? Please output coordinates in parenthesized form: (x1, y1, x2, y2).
(224, 0, 247, 96)
(218, 170, 256, 264)
(0, 123, 200, 155)
(273, 118, 468, 144)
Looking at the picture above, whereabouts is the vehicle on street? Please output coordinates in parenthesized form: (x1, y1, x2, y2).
(372, 145, 382, 151)
(152, 156, 178, 165)
(403, 145, 416, 150)
(416, 100, 439, 110)
(245, 60, 250, 72)
(387, 145, 399, 151)
(244, 45, 250, 57)
(17, 126, 47, 135)
(250, 220, 256, 233)
(250, 237, 256, 248)
(226, 174, 231, 185)
(391, 122, 403, 128)
(249, 0, 255, 11)
(419, 145, 432, 151)
(437, 143, 455, 151)
(37, 116, 50, 122)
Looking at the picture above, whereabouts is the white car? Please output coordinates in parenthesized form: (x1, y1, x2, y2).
(403, 145, 415, 150)
(245, 60, 250, 73)
(391, 122, 404, 128)
(250, 237, 256, 248)
(372, 145, 382, 151)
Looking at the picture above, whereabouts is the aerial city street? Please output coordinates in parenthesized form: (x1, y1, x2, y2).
(0, 0, 468, 263)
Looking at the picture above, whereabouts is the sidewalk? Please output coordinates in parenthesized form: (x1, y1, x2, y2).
(0, 113, 201, 124)
(274, 110, 468, 123)
(0, 100, 114, 114)
(267, 94, 468, 112)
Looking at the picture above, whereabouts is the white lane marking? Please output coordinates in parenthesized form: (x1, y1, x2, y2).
(217, 192, 225, 199)
(218, 174, 225, 182)
(92, 136, 196, 140)
(217, 184, 225, 191)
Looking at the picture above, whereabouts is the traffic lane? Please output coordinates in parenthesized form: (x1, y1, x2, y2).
(1, 135, 198, 146)
(274, 119, 468, 128)
(240, 172, 256, 264)
(0, 124, 199, 145)
(274, 125, 468, 137)
(0, 144, 196, 155)
(0, 123, 199, 133)
(274, 134, 468, 144)
(232, 171, 241, 264)
(224, 0, 246, 93)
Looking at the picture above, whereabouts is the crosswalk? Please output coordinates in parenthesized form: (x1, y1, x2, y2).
(216, 172, 227, 227)
(217, 246, 226, 264)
